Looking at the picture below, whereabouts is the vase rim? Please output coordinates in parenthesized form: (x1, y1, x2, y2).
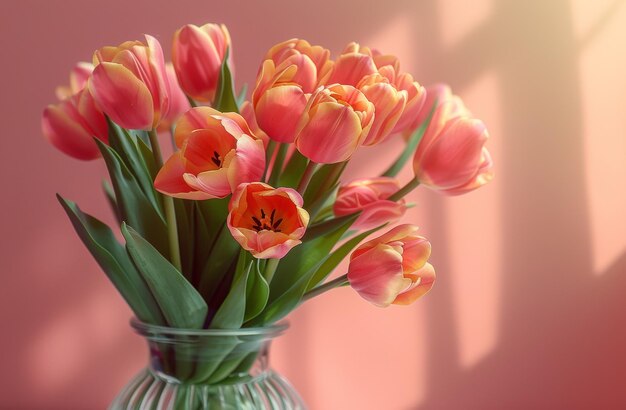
(130, 317, 289, 337)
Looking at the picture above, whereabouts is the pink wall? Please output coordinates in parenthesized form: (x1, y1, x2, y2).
(2, 0, 625, 408)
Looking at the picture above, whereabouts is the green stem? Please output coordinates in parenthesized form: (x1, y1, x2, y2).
(318, 161, 348, 194)
(262, 140, 277, 182)
(297, 161, 317, 195)
(149, 129, 182, 272)
(303, 274, 348, 302)
(381, 100, 436, 177)
(388, 177, 420, 202)
(263, 258, 280, 284)
(268, 143, 288, 186)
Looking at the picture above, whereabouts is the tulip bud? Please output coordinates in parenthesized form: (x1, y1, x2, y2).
(348, 224, 435, 307)
(172, 23, 233, 102)
(158, 63, 191, 132)
(390, 72, 427, 134)
(42, 88, 108, 160)
(252, 39, 331, 143)
(89, 35, 170, 130)
(251, 59, 309, 143)
(411, 84, 493, 195)
(357, 73, 407, 145)
(334, 177, 407, 230)
(228, 182, 310, 259)
(154, 107, 265, 200)
(327, 42, 378, 86)
(55, 62, 94, 100)
(295, 84, 375, 164)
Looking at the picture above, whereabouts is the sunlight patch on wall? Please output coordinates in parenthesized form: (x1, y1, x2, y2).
(363, 13, 415, 71)
(439, 0, 492, 48)
(573, 0, 626, 275)
(447, 69, 502, 368)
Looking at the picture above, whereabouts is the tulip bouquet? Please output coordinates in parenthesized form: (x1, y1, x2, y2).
(43, 23, 492, 389)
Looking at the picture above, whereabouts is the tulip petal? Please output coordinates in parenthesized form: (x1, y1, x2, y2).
(184, 169, 231, 198)
(89, 62, 154, 130)
(255, 85, 307, 143)
(393, 263, 436, 305)
(154, 152, 213, 200)
(42, 103, 100, 160)
(348, 244, 406, 307)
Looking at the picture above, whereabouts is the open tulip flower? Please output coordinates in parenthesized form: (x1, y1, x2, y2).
(42, 88, 108, 160)
(334, 177, 407, 230)
(154, 107, 265, 199)
(89, 35, 170, 130)
(47, 27, 493, 385)
(295, 84, 375, 163)
(347, 224, 435, 307)
(172, 23, 232, 103)
(228, 182, 309, 259)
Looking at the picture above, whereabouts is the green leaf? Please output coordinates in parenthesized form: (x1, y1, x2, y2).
(303, 213, 359, 241)
(57, 195, 164, 324)
(306, 225, 386, 291)
(213, 47, 238, 113)
(106, 118, 162, 214)
(101, 180, 121, 224)
(210, 251, 252, 329)
(96, 139, 170, 258)
(122, 223, 207, 329)
(198, 223, 241, 302)
(302, 163, 334, 205)
(381, 99, 437, 177)
(244, 259, 270, 322)
(278, 151, 309, 188)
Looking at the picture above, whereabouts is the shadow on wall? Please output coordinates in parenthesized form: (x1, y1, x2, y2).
(410, 1, 626, 408)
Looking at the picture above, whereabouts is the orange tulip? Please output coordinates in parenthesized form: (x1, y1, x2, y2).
(172, 23, 232, 102)
(227, 182, 309, 259)
(154, 107, 265, 200)
(412, 84, 493, 195)
(158, 63, 191, 132)
(42, 88, 108, 161)
(357, 73, 407, 145)
(89, 35, 170, 130)
(294, 84, 374, 164)
(347, 224, 435, 307)
(55, 62, 94, 100)
(334, 177, 407, 230)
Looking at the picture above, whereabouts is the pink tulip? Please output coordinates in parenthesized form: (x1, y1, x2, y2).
(357, 73, 407, 145)
(334, 177, 407, 230)
(348, 224, 435, 307)
(158, 63, 191, 132)
(390, 71, 427, 134)
(172, 23, 233, 102)
(327, 42, 379, 87)
(154, 107, 265, 200)
(251, 59, 309, 143)
(264, 38, 332, 89)
(228, 182, 310, 259)
(89, 35, 170, 130)
(411, 84, 493, 195)
(240, 100, 270, 147)
(55, 62, 94, 100)
(294, 84, 375, 164)
(42, 88, 108, 160)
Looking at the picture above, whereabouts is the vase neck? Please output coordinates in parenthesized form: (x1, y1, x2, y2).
(131, 319, 286, 386)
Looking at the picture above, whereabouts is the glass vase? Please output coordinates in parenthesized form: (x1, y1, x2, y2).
(110, 319, 306, 409)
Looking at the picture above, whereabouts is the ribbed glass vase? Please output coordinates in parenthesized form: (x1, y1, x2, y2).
(110, 319, 305, 409)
